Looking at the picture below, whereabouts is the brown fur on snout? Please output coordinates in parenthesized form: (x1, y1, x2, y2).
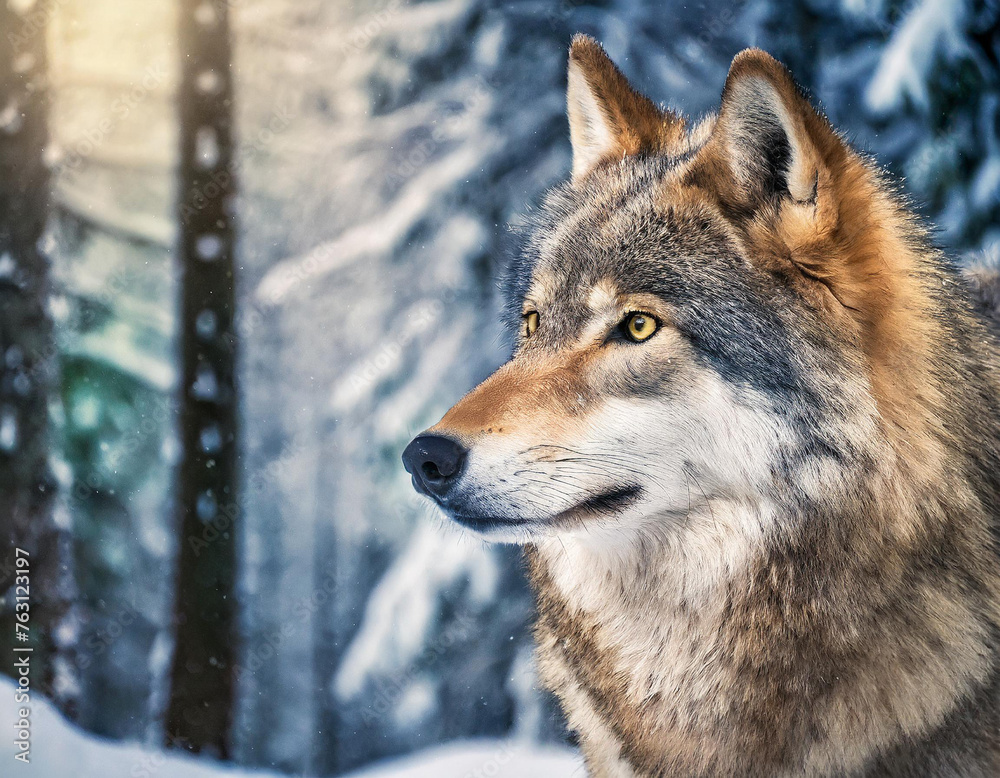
(431, 349, 597, 441)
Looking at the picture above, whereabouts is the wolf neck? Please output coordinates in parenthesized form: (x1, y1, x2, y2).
(527, 498, 776, 775)
(526, 492, 998, 777)
(531, 498, 765, 617)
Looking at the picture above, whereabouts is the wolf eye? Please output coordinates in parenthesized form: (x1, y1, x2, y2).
(523, 311, 539, 338)
(622, 312, 658, 343)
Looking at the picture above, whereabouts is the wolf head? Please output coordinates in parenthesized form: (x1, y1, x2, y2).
(403, 37, 961, 546)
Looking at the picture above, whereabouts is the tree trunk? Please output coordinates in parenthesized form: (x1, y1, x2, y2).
(164, 0, 239, 757)
(0, 0, 76, 713)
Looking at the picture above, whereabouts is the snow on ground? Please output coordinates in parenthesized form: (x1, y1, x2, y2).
(348, 741, 584, 778)
(1, 677, 583, 777)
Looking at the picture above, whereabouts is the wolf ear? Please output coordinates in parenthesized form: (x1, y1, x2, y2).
(567, 35, 684, 183)
(710, 49, 842, 223)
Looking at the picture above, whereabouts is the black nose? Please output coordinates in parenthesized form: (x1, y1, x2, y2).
(402, 434, 468, 497)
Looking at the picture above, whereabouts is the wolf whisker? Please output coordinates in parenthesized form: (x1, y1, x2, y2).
(685, 466, 718, 532)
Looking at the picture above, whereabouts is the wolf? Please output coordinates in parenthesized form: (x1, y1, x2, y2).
(402, 36, 1000, 777)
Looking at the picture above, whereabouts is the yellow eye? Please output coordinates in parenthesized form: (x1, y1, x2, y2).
(623, 312, 658, 342)
(523, 311, 539, 338)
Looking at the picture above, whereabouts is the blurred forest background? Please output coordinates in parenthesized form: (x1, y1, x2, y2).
(1, 0, 998, 775)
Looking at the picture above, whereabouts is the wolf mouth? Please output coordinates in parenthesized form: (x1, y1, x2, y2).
(451, 483, 643, 531)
